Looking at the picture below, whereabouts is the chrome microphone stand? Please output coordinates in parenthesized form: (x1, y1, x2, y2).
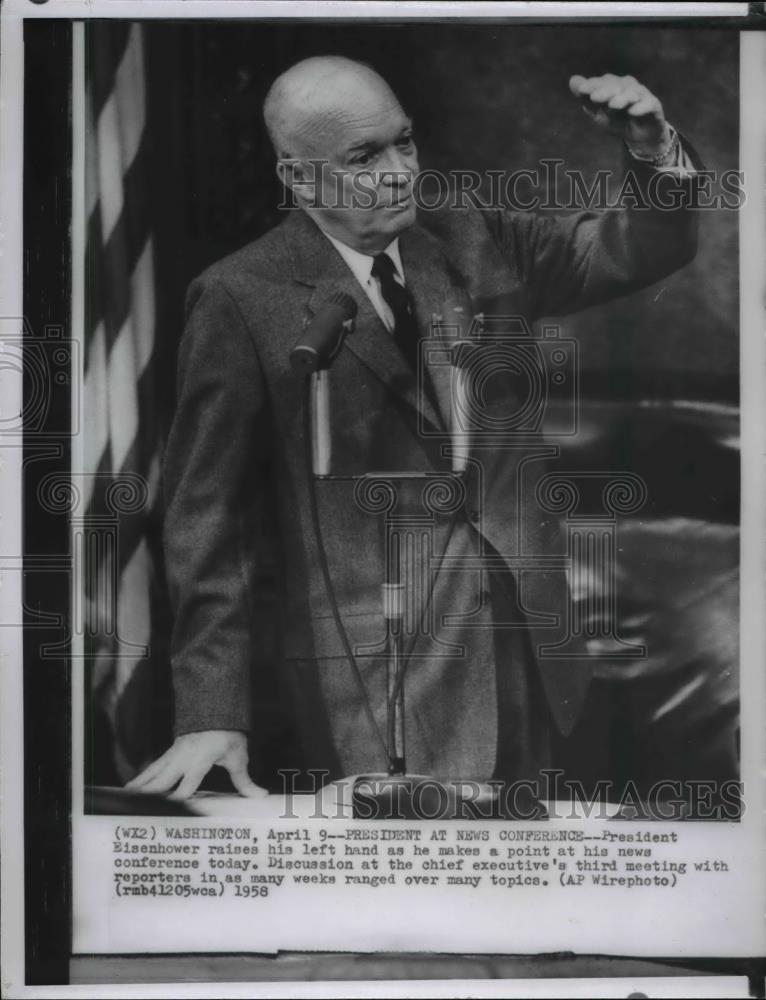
(382, 581, 406, 776)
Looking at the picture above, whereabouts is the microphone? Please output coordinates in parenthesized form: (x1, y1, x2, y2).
(290, 290, 358, 374)
(291, 290, 358, 476)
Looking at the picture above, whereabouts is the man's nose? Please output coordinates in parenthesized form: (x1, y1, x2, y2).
(378, 149, 415, 186)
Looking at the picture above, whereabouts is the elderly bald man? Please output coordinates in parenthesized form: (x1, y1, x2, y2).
(128, 56, 699, 801)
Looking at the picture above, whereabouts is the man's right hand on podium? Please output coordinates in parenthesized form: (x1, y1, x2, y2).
(125, 730, 268, 801)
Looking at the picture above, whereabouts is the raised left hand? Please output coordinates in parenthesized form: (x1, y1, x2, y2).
(569, 73, 671, 159)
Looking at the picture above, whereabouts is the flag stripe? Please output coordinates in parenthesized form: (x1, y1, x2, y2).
(107, 241, 157, 470)
(85, 239, 156, 499)
(95, 429, 160, 583)
(88, 21, 132, 123)
(85, 350, 159, 510)
(98, 28, 147, 218)
(84, 362, 161, 603)
(83, 206, 103, 371)
(86, 134, 152, 355)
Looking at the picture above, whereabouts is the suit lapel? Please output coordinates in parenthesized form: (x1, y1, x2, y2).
(282, 210, 466, 433)
(398, 224, 457, 433)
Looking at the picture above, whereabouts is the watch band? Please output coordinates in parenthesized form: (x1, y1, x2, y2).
(626, 125, 680, 167)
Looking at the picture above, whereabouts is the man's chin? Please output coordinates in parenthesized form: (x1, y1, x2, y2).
(379, 199, 417, 231)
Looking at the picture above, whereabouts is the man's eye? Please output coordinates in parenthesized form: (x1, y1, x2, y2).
(397, 135, 415, 150)
(352, 152, 373, 166)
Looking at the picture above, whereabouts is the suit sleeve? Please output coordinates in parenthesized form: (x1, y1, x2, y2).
(486, 145, 701, 320)
(163, 276, 267, 735)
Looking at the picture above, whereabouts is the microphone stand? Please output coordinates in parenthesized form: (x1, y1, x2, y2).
(351, 508, 509, 822)
(309, 368, 332, 477)
(383, 581, 406, 776)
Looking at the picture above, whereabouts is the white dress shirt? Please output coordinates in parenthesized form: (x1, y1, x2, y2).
(321, 232, 405, 333)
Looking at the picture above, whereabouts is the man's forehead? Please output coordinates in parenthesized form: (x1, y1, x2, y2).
(265, 57, 411, 156)
(296, 99, 410, 152)
(299, 60, 393, 101)
(302, 76, 403, 123)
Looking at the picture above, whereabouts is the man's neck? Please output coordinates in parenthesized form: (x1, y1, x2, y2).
(305, 209, 406, 256)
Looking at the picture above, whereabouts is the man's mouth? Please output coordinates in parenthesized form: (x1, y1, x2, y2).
(382, 194, 412, 211)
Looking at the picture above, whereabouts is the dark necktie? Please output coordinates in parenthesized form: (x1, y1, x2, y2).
(371, 251, 441, 421)
(371, 252, 420, 373)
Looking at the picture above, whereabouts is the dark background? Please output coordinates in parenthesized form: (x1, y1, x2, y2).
(145, 21, 739, 410)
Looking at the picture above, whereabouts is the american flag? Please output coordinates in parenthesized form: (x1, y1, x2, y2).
(84, 22, 162, 781)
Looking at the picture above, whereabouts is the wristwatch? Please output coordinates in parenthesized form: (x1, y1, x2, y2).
(626, 125, 680, 167)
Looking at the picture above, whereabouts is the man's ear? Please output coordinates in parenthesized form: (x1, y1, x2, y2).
(276, 157, 317, 207)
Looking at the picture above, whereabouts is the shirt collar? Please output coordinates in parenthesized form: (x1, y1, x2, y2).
(321, 230, 404, 286)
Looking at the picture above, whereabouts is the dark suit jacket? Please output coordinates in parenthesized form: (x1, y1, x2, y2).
(163, 154, 698, 778)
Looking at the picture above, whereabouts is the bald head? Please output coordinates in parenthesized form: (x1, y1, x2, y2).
(264, 56, 402, 159)
(264, 55, 419, 253)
